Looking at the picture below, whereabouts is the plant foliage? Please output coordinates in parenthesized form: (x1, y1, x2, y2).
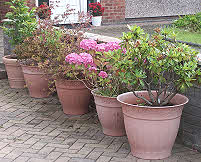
(173, 12, 201, 32)
(66, 39, 129, 97)
(14, 19, 64, 67)
(113, 25, 201, 106)
(1, 0, 37, 47)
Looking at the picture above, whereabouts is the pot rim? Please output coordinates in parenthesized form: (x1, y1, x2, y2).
(21, 64, 47, 71)
(3, 55, 17, 60)
(56, 78, 87, 82)
(20, 64, 38, 68)
(91, 88, 117, 99)
(117, 91, 189, 109)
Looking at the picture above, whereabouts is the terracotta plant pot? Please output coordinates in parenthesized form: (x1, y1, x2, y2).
(92, 89, 126, 136)
(21, 65, 50, 98)
(2, 55, 25, 88)
(55, 79, 91, 115)
(117, 91, 189, 160)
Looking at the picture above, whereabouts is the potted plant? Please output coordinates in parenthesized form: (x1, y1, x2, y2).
(115, 25, 201, 159)
(35, 2, 51, 19)
(14, 20, 63, 98)
(75, 39, 127, 136)
(1, 0, 37, 88)
(89, 2, 104, 26)
(42, 20, 92, 114)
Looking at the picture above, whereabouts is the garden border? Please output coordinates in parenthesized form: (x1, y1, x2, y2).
(165, 38, 201, 48)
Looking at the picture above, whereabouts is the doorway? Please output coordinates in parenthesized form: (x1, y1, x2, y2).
(38, 0, 49, 6)
(36, 0, 88, 24)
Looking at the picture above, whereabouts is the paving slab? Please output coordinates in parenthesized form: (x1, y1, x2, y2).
(0, 79, 200, 162)
(87, 21, 171, 38)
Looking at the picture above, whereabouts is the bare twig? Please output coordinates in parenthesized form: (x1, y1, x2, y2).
(75, 76, 93, 91)
(133, 91, 153, 106)
(161, 91, 177, 106)
(144, 80, 156, 104)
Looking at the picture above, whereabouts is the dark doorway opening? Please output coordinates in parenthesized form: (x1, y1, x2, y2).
(38, 0, 49, 6)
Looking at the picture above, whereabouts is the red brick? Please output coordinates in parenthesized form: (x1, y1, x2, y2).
(101, 0, 125, 23)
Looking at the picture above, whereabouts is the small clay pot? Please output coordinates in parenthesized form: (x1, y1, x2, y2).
(3, 55, 25, 88)
(55, 79, 91, 115)
(21, 65, 50, 98)
(117, 91, 189, 160)
(92, 89, 126, 136)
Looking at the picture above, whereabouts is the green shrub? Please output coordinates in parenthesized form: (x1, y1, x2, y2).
(1, 0, 37, 47)
(14, 20, 64, 66)
(113, 25, 201, 106)
(173, 12, 201, 32)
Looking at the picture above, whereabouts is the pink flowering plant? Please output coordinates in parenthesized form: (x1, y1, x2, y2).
(76, 39, 128, 97)
(115, 25, 201, 106)
(64, 52, 94, 79)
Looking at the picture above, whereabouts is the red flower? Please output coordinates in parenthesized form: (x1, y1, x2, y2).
(37, 3, 51, 19)
(89, 3, 94, 7)
(40, 4, 45, 8)
(89, 2, 104, 16)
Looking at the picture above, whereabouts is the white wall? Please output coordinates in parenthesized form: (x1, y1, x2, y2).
(125, 0, 201, 18)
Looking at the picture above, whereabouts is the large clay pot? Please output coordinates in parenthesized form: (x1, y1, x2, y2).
(55, 79, 91, 115)
(117, 91, 189, 160)
(92, 89, 126, 136)
(21, 65, 50, 98)
(2, 55, 25, 88)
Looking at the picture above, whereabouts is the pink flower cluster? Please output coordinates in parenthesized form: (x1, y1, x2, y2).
(80, 39, 97, 50)
(80, 39, 122, 52)
(65, 53, 93, 66)
(88, 66, 97, 72)
(66, 53, 108, 79)
(96, 43, 106, 52)
(105, 42, 121, 52)
(98, 71, 108, 78)
(65, 53, 82, 65)
(80, 53, 93, 66)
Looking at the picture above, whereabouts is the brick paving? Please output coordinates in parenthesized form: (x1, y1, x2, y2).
(0, 79, 201, 162)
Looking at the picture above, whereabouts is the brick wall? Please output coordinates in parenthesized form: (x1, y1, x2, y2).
(101, 0, 125, 23)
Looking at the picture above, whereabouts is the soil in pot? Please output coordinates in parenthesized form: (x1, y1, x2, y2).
(21, 65, 50, 98)
(55, 79, 91, 115)
(117, 91, 189, 160)
(92, 89, 126, 136)
(2, 55, 25, 88)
